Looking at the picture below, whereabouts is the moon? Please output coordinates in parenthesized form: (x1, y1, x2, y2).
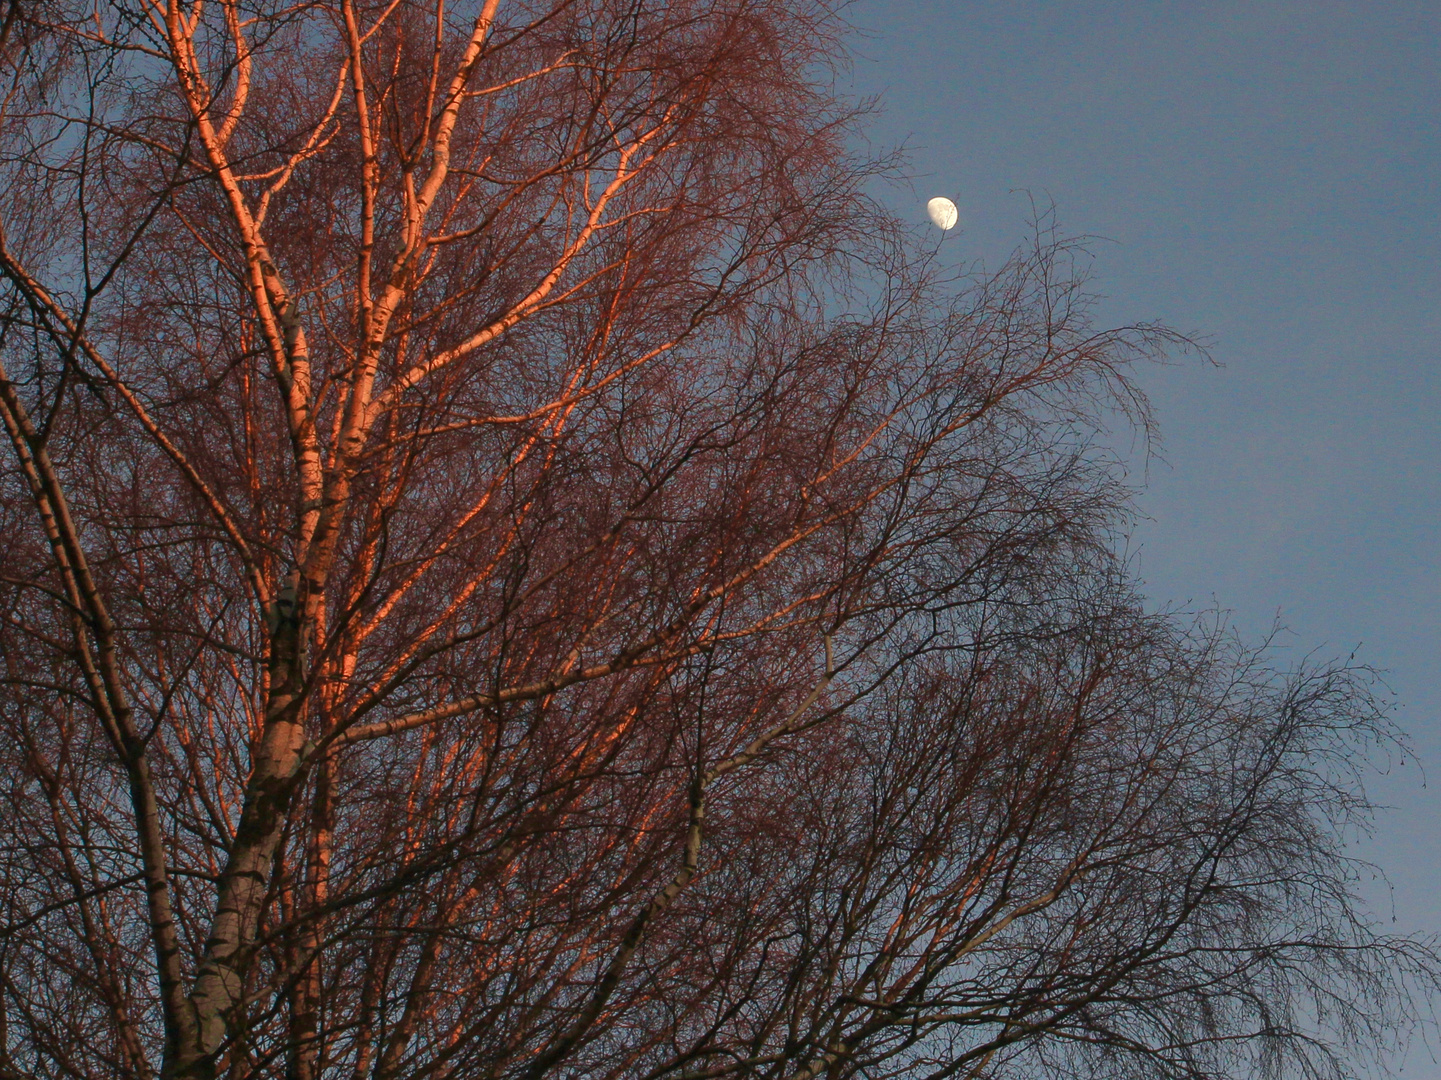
(926, 196, 958, 231)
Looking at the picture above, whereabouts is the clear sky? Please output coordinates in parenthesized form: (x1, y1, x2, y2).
(850, 2, 1441, 1073)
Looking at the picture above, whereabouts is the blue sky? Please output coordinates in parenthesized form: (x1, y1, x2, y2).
(850, 2, 1441, 1072)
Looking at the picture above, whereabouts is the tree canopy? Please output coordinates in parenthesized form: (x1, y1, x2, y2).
(0, 1, 1433, 1077)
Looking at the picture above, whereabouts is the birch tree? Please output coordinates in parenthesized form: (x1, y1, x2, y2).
(0, 0, 1432, 1077)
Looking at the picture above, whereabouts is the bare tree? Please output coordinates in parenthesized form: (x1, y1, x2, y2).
(0, 0, 1431, 1078)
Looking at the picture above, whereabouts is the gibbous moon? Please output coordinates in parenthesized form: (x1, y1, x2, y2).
(926, 196, 958, 231)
